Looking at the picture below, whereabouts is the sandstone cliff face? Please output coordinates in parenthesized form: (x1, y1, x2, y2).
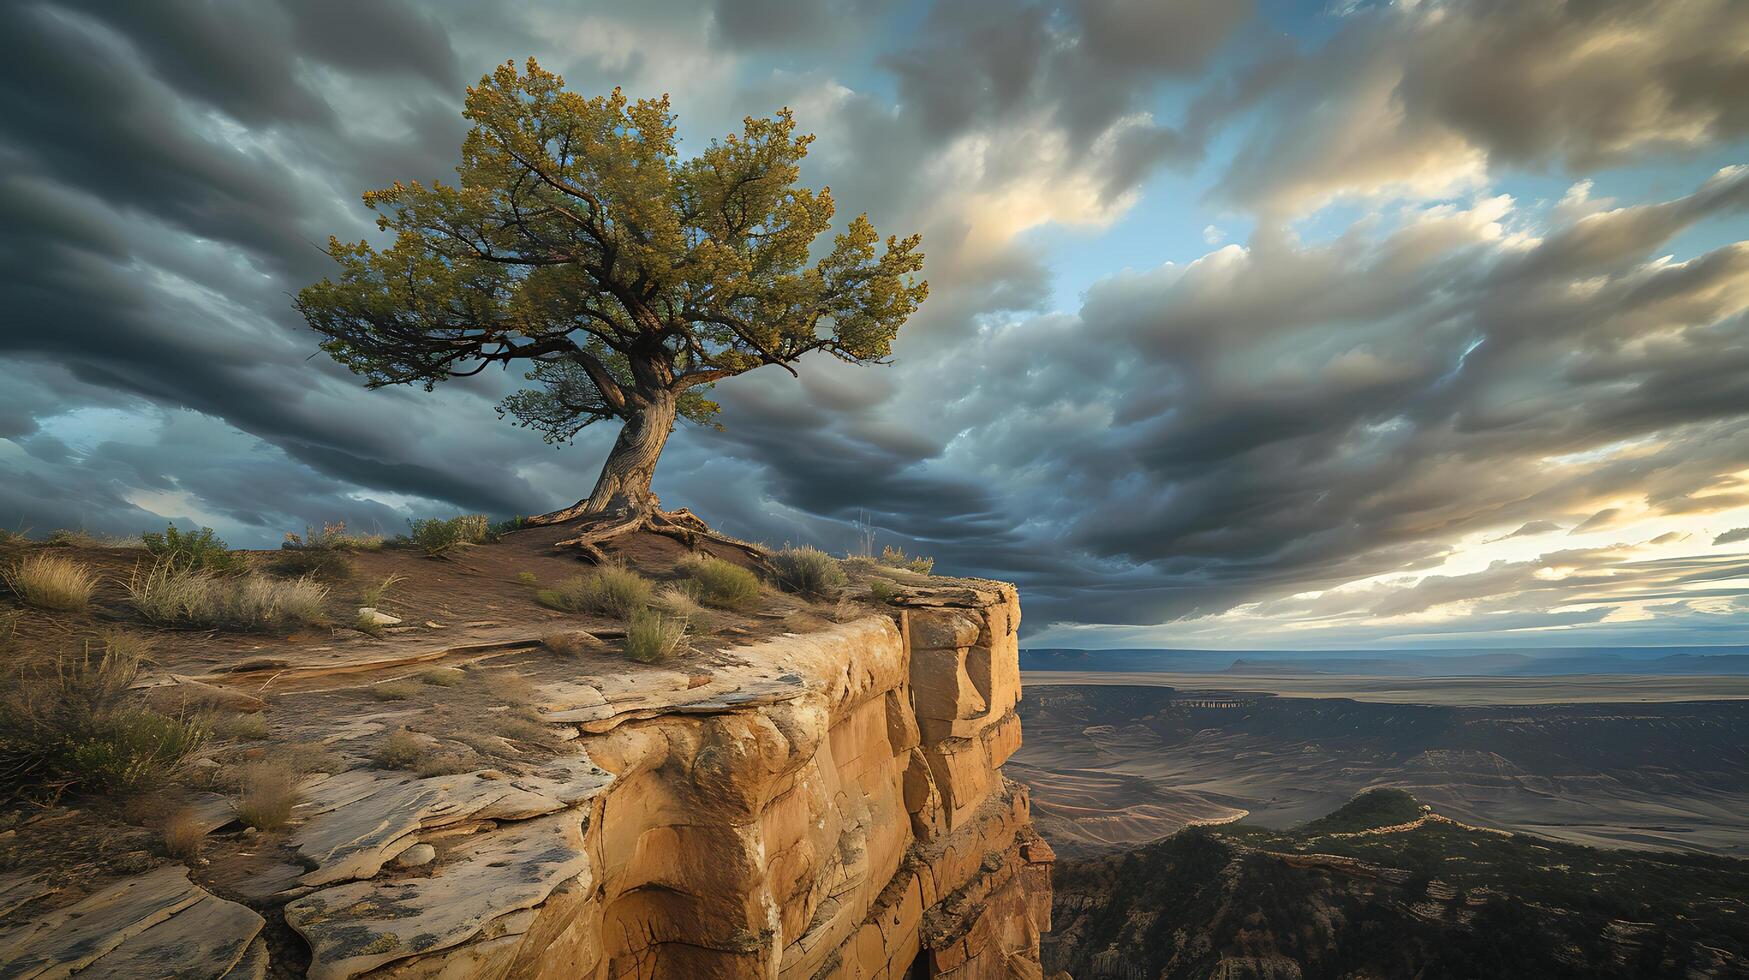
(1, 580, 1050, 979)
(290, 580, 1048, 979)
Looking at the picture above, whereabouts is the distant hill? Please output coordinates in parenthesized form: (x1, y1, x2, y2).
(1044, 790, 1749, 978)
(1020, 646, 1749, 676)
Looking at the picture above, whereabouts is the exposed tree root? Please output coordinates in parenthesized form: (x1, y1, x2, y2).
(531, 498, 776, 575)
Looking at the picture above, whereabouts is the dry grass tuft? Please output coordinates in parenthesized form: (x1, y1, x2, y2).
(3, 554, 97, 611)
(624, 607, 687, 664)
(535, 562, 653, 617)
(771, 546, 847, 600)
(676, 555, 760, 609)
(368, 681, 418, 701)
(373, 729, 431, 770)
(209, 712, 269, 741)
(360, 573, 405, 608)
(126, 559, 329, 630)
(419, 668, 465, 687)
(514, 571, 539, 586)
(406, 514, 490, 555)
(161, 806, 206, 859)
(233, 761, 300, 830)
(655, 583, 706, 620)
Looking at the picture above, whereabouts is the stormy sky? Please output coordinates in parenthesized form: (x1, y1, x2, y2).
(4, 0, 1749, 649)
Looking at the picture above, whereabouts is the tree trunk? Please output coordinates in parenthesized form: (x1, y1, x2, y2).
(533, 390, 677, 525)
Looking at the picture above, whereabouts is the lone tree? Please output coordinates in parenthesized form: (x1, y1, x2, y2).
(298, 59, 925, 553)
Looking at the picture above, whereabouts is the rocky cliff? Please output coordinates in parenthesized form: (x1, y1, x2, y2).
(0, 560, 1052, 980)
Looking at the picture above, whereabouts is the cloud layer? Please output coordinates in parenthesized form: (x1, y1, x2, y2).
(3, 0, 1748, 646)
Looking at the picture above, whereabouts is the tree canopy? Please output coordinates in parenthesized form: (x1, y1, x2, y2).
(297, 58, 926, 518)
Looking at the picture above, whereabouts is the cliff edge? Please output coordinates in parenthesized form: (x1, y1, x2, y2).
(0, 529, 1052, 979)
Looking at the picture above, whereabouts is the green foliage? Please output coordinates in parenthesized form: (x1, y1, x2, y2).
(489, 516, 528, 539)
(878, 545, 934, 575)
(141, 523, 245, 574)
(2, 554, 96, 611)
(624, 608, 687, 664)
(368, 682, 418, 701)
(297, 58, 926, 449)
(535, 563, 653, 617)
(360, 573, 404, 607)
(676, 554, 760, 608)
(0, 638, 209, 797)
(126, 560, 330, 631)
(283, 521, 384, 551)
(1299, 788, 1424, 834)
(515, 571, 539, 586)
(772, 546, 846, 600)
(406, 514, 490, 555)
(867, 578, 900, 603)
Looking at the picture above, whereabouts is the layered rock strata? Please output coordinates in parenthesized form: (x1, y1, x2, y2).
(0, 581, 1050, 979)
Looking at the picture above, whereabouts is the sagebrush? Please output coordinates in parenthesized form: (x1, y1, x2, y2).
(535, 563, 652, 617)
(677, 554, 760, 608)
(406, 514, 490, 554)
(772, 546, 847, 600)
(142, 523, 246, 574)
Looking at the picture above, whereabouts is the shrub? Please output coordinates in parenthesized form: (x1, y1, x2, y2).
(868, 578, 900, 603)
(419, 668, 465, 687)
(282, 521, 384, 551)
(655, 583, 705, 620)
(265, 548, 353, 581)
(535, 563, 652, 617)
(232, 761, 300, 830)
(126, 560, 330, 630)
(515, 571, 539, 586)
(488, 516, 527, 539)
(3, 554, 97, 611)
(369, 681, 417, 701)
(141, 523, 245, 574)
(677, 555, 760, 608)
(878, 545, 934, 575)
(372, 730, 431, 770)
(161, 806, 206, 859)
(0, 639, 209, 797)
(406, 514, 490, 555)
(771, 546, 847, 600)
(624, 608, 687, 664)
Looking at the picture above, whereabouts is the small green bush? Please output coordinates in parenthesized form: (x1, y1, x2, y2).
(624, 608, 687, 664)
(126, 560, 330, 630)
(677, 555, 761, 609)
(3, 554, 97, 610)
(535, 563, 652, 617)
(868, 578, 900, 603)
(0, 640, 209, 797)
(406, 514, 490, 555)
(142, 523, 245, 574)
(878, 545, 934, 575)
(514, 571, 539, 586)
(772, 546, 847, 600)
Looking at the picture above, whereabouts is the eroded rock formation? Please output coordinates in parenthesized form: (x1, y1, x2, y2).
(0, 580, 1051, 979)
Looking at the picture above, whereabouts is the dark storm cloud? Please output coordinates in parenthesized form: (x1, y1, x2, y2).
(1, 0, 1747, 646)
(1215, 0, 1749, 212)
